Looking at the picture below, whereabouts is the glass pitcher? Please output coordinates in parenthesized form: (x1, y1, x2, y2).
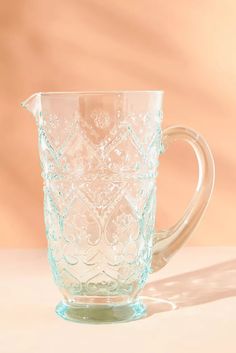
(21, 91, 215, 323)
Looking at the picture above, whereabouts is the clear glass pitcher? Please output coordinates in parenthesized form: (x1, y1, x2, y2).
(21, 91, 215, 323)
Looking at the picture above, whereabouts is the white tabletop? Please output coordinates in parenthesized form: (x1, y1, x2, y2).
(1, 247, 235, 353)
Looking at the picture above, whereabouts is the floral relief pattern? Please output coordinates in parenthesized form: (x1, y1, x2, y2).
(39, 103, 162, 298)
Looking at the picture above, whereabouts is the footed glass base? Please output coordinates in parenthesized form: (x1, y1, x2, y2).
(56, 300, 146, 324)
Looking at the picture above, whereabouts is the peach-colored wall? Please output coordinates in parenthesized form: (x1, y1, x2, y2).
(0, 0, 235, 247)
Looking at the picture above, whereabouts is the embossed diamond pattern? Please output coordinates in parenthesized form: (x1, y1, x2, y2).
(40, 101, 162, 298)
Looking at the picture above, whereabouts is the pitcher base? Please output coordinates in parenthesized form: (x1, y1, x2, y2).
(55, 299, 146, 324)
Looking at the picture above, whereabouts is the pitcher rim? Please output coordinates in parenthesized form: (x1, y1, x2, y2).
(34, 90, 164, 96)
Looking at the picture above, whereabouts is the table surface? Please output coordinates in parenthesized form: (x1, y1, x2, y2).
(1, 247, 236, 353)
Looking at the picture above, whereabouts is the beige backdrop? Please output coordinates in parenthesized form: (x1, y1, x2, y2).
(0, 0, 235, 247)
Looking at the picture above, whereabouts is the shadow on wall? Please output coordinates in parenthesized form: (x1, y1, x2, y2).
(141, 259, 236, 317)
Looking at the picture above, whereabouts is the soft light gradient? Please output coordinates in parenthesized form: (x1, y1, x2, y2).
(0, 0, 235, 247)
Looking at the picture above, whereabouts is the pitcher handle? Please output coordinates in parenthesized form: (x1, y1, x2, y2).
(152, 125, 215, 271)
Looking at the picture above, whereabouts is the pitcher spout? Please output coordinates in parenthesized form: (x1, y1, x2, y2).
(21, 93, 41, 117)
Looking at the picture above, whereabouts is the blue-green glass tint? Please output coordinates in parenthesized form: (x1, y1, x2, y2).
(22, 91, 163, 323)
(22, 91, 215, 323)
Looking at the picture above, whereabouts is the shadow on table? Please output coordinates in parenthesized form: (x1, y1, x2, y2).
(141, 259, 236, 317)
